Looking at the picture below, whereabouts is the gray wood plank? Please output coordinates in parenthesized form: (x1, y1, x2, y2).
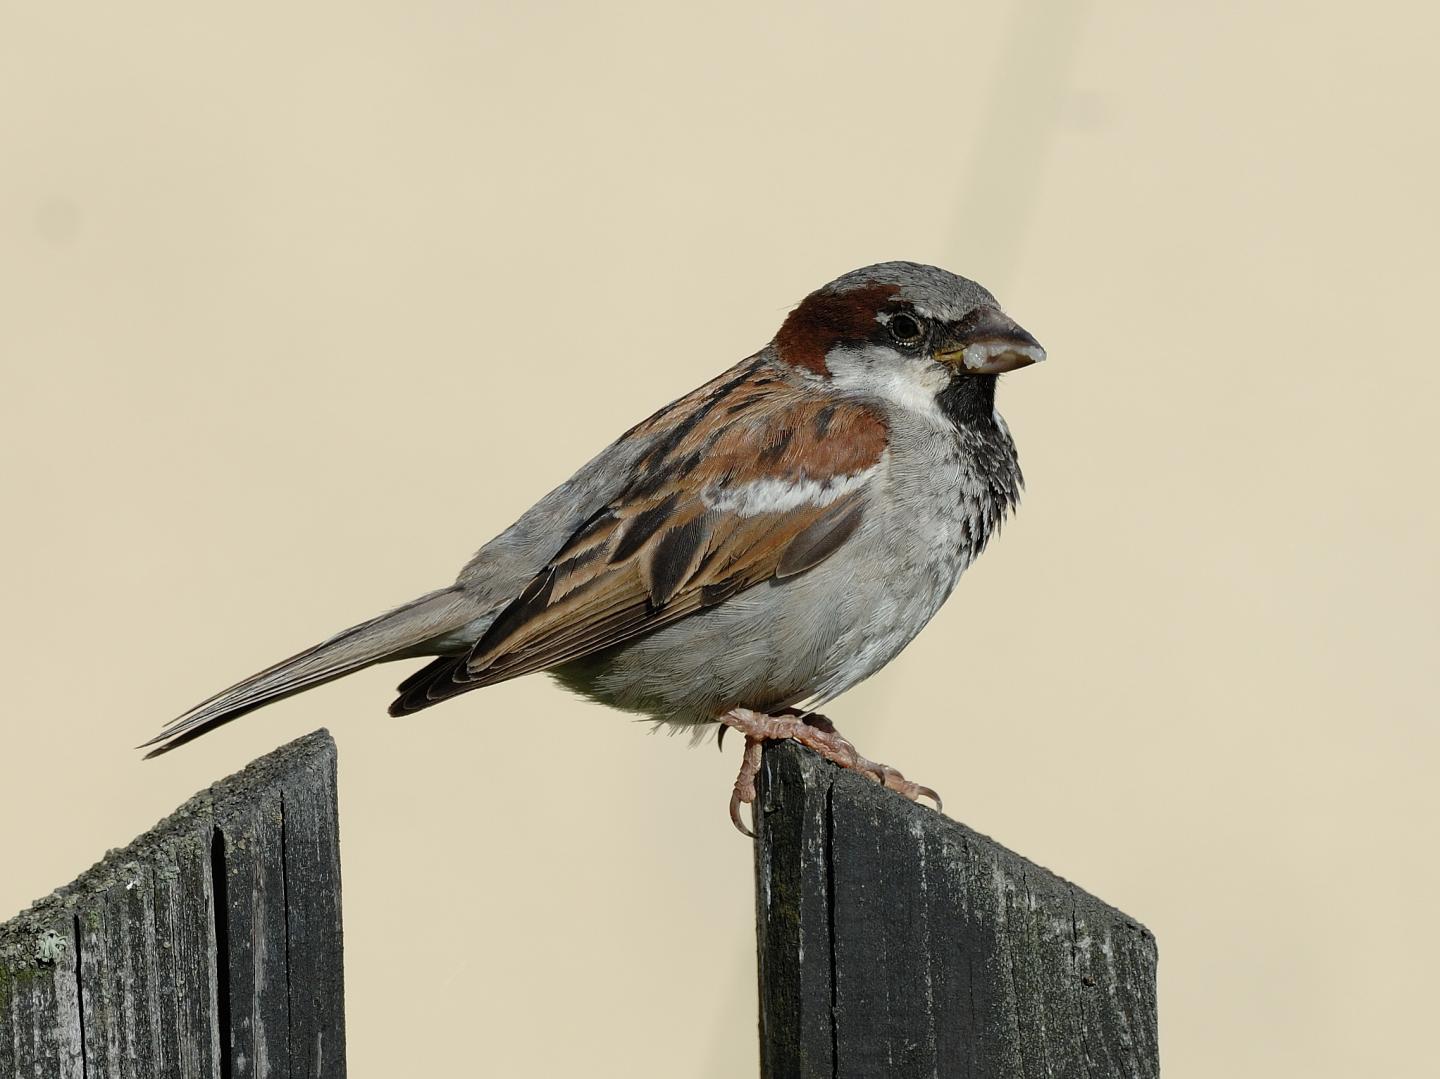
(0, 729, 346, 1079)
(215, 786, 291, 1078)
(754, 741, 1159, 1079)
(754, 742, 836, 1078)
(0, 912, 84, 1078)
(276, 744, 346, 1079)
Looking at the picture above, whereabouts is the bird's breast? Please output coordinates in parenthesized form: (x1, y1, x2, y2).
(799, 410, 1021, 701)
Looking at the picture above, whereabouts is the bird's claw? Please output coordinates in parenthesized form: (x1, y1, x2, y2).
(729, 788, 753, 837)
(726, 734, 764, 837)
(872, 764, 943, 811)
(716, 707, 942, 836)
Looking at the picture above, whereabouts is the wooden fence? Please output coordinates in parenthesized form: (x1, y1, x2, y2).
(2, 731, 1157, 1077)
(754, 741, 1158, 1077)
(0, 731, 344, 1078)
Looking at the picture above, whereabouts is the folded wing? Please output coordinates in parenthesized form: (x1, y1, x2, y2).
(391, 365, 888, 715)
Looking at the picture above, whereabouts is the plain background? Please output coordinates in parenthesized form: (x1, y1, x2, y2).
(2, 2, 1436, 1075)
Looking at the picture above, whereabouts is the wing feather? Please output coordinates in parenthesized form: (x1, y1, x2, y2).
(389, 363, 889, 714)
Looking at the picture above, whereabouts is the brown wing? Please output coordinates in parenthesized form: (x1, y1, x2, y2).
(390, 360, 887, 715)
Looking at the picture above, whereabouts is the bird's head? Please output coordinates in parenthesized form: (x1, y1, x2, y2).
(773, 261, 1044, 422)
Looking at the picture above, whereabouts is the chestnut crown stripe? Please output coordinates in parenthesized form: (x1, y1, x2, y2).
(774, 283, 902, 375)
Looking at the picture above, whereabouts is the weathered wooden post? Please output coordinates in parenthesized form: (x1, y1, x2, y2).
(754, 741, 1158, 1078)
(4, 730, 1154, 1077)
(0, 730, 345, 1078)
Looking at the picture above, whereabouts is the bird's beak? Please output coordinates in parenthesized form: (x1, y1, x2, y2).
(933, 307, 1046, 374)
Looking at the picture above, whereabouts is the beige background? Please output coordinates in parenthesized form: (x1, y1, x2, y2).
(2, 2, 1436, 1075)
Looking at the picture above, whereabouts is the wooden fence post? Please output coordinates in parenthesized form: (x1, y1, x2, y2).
(0, 730, 345, 1079)
(5, 729, 1153, 1077)
(754, 741, 1158, 1079)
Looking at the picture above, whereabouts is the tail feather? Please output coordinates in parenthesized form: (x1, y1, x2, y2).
(388, 654, 474, 717)
(142, 587, 482, 757)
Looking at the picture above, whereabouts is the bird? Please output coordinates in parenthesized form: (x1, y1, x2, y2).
(143, 261, 1044, 834)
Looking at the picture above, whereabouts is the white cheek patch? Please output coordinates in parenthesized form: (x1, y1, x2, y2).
(702, 467, 877, 517)
(824, 346, 948, 423)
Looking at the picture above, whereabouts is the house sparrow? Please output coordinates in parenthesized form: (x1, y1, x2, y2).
(144, 261, 1044, 834)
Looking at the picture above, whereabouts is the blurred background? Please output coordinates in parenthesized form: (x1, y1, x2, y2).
(2, 2, 1436, 1075)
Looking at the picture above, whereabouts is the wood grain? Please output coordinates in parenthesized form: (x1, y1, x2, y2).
(0, 730, 345, 1078)
(754, 741, 1158, 1079)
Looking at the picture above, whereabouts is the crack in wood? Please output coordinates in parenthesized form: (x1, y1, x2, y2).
(210, 828, 233, 1079)
(72, 913, 88, 1079)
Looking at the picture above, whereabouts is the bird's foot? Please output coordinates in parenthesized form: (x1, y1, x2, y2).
(717, 707, 942, 836)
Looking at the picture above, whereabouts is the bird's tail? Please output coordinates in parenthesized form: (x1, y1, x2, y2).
(141, 586, 482, 757)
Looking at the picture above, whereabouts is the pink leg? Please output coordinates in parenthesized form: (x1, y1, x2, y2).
(718, 708, 942, 836)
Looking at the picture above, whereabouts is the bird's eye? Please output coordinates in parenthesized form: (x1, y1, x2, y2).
(888, 313, 923, 345)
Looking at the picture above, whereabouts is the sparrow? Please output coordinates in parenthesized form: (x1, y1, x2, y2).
(143, 261, 1044, 834)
